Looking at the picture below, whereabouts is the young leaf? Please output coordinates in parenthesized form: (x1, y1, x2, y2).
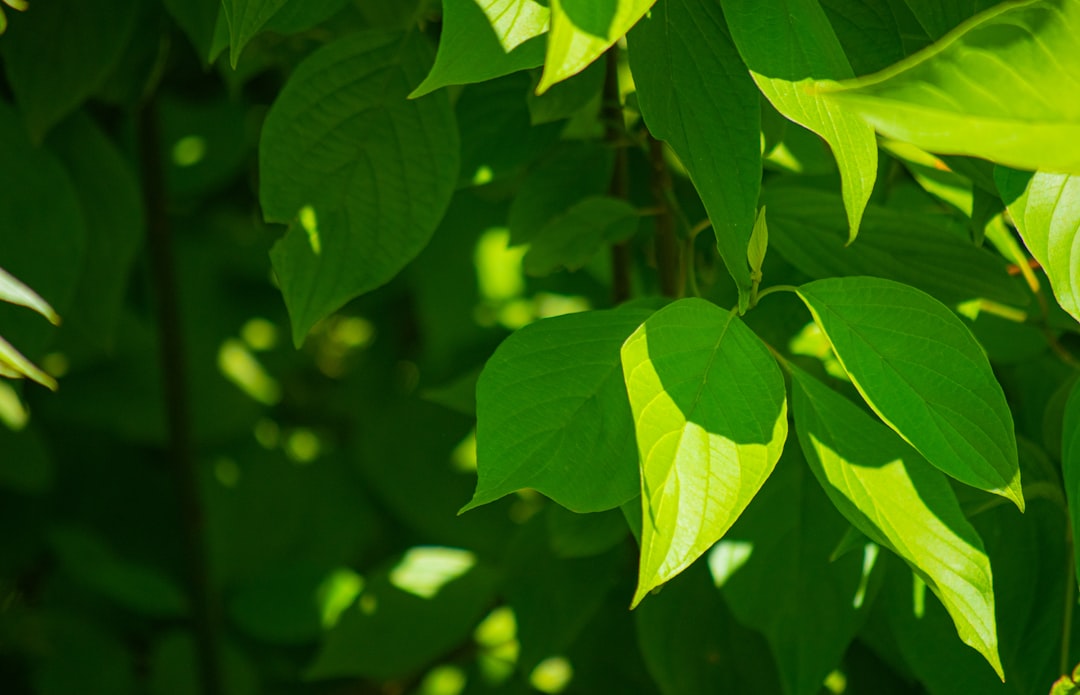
(465, 308, 653, 514)
(0, 332, 57, 391)
(763, 186, 1027, 308)
(1062, 380, 1080, 590)
(795, 277, 1023, 509)
(747, 206, 767, 283)
(721, 0, 878, 242)
(822, 0, 1080, 175)
(627, 0, 761, 308)
(790, 366, 1002, 679)
(0, 0, 138, 140)
(538, 0, 656, 93)
(260, 32, 459, 346)
(0, 266, 59, 326)
(621, 298, 787, 607)
(411, 0, 548, 98)
(995, 168, 1080, 324)
(221, 0, 289, 67)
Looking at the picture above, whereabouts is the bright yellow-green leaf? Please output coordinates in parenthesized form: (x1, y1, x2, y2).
(621, 298, 787, 607)
(0, 332, 57, 391)
(795, 277, 1023, 509)
(722, 0, 877, 242)
(791, 365, 1002, 679)
(822, 0, 1080, 175)
(995, 167, 1080, 324)
(537, 0, 656, 94)
(0, 265, 59, 326)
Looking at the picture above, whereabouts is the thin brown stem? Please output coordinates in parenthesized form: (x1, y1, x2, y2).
(137, 99, 223, 695)
(648, 137, 681, 298)
(603, 48, 631, 304)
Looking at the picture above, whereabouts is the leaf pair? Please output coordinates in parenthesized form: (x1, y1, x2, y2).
(0, 265, 59, 390)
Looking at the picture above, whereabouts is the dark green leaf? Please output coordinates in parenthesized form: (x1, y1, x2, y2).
(260, 32, 459, 345)
(527, 59, 604, 124)
(628, 0, 761, 305)
(524, 196, 639, 276)
(901, 0, 1001, 38)
(221, 0, 289, 67)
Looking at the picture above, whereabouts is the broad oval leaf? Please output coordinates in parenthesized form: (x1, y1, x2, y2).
(721, 0, 878, 241)
(822, 0, 1080, 175)
(621, 298, 787, 607)
(538, 0, 656, 93)
(411, 0, 549, 97)
(221, 0, 289, 67)
(1063, 380, 1080, 589)
(795, 277, 1022, 509)
(260, 32, 459, 346)
(628, 0, 761, 307)
(465, 308, 653, 514)
(763, 186, 1028, 308)
(790, 366, 1002, 679)
(995, 168, 1080, 324)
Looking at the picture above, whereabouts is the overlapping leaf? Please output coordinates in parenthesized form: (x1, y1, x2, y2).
(411, 0, 548, 97)
(221, 0, 288, 67)
(763, 186, 1027, 307)
(795, 277, 1022, 508)
(465, 308, 652, 514)
(995, 168, 1080, 323)
(260, 32, 458, 345)
(790, 366, 1002, 678)
(621, 298, 787, 607)
(628, 0, 761, 307)
(523, 196, 639, 276)
(822, 0, 1080, 174)
(722, 0, 877, 241)
(539, 0, 656, 93)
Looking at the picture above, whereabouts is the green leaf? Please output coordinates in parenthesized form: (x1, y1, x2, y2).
(621, 298, 787, 607)
(747, 205, 767, 283)
(901, 0, 1001, 38)
(163, 0, 220, 62)
(722, 0, 878, 242)
(538, 0, 657, 93)
(0, 265, 58, 325)
(1063, 380, 1080, 590)
(412, 0, 549, 97)
(0, 0, 138, 140)
(795, 277, 1022, 509)
(790, 366, 1002, 679)
(264, 0, 349, 34)
(523, 196, 639, 276)
(995, 168, 1080, 324)
(545, 505, 629, 558)
(221, 0, 289, 67)
(763, 186, 1028, 308)
(822, 0, 1080, 175)
(0, 332, 56, 391)
(466, 308, 652, 513)
(628, 0, 761, 306)
(260, 32, 459, 346)
(306, 557, 499, 680)
(820, 0, 932, 75)
(527, 59, 604, 124)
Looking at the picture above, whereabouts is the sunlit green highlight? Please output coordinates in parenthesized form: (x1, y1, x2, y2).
(419, 665, 467, 695)
(474, 605, 516, 647)
(171, 135, 207, 167)
(824, 669, 847, 693)
(708, 540, 754, 588)
(529, 656, 573, 693)
(389, 547, 476, 599)
(285, 428, 321, 463)
(299, 204, 321, 255)
(789, 322, 847, 381)
(241, 317, 278, 351)
(913, 573, 927, 619)
(218, 338, 281, 405)
(471, 165, 494, 186)
(852, 543, 879, 609)
(213, 457, 240, 488)
(450, 429, 477, 472)
(317, 569, 364, 629)
(0, 380, 28, 430)
(475, 228, 525, 302)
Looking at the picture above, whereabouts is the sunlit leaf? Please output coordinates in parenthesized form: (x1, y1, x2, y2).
(722, 0, 877, 241)
(260, 31, 459, 345)
(621, 298, 787, 606)
(822, 0, 1080, 175)
(790, 366, 1002, 678)
(796, 277, 1022, 509)
(995, 168, 1080, 324)
(628, 0, 761, 307)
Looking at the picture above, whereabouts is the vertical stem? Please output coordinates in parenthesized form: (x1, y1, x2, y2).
(1063, 532, 1075, 676)
(648, 137, 681, 298)
(603, 48, 631, 305)
(137, 99, 223, 695)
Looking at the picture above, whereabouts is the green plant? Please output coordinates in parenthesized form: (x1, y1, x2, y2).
(1, 1, 1080, 694)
